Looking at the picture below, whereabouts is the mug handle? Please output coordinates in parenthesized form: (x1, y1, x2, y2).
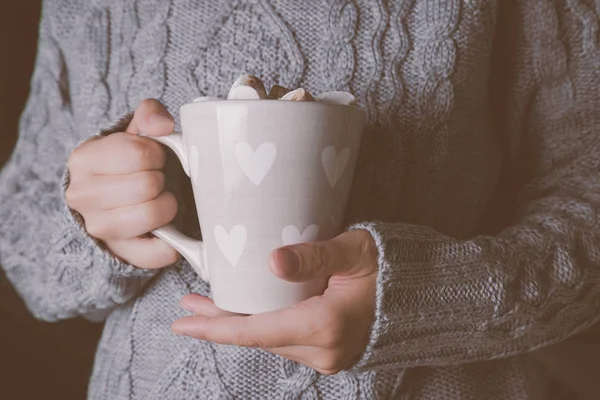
(139, 132, 209, 282)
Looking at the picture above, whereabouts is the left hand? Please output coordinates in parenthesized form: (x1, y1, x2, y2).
(171, 229, 379, 375)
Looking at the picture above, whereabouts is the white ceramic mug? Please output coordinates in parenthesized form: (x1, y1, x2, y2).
(145, 100, 365, 314)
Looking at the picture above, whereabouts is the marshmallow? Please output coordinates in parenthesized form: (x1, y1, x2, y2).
(315, 91, 356, 106)
(227, 75, 268, 100)
(192, 96, 221, 102)
(280, 88, 315, 102)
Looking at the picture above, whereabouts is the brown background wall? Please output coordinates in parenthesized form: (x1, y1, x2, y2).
(0, 2, 102, 399)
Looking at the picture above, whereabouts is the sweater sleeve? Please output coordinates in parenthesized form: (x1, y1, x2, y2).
(0, 14, 156, 322)
(349, 1, 600, 370)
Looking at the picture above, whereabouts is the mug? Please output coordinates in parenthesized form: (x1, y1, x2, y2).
(145, 99, 365, 314)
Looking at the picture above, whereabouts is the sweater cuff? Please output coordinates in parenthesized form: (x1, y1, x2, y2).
(347, 221, 493, 371)
(61, 113, 155, 278)
(348, 220, 404, 371)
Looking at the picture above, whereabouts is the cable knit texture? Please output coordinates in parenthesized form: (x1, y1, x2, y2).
(1, 0, 599, 399)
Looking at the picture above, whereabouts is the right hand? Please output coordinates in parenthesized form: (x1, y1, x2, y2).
(66, 99, 180, 269)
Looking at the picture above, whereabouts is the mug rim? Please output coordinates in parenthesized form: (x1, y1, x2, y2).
(180, 99, 366, 116)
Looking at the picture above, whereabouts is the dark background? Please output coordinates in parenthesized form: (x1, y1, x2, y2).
(0, 2, 102, 399)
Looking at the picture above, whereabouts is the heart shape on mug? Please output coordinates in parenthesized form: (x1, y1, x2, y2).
(234, 141, 277, 186)
(214, 225, 247, 267)
(281, 224, 320, 246)
(321, 146, 350, 187)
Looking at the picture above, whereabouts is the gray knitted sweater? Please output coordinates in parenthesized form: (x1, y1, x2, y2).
(1, 0, 599, 398)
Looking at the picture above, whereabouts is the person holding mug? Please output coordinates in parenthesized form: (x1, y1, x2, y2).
(1, 1, 599, 399)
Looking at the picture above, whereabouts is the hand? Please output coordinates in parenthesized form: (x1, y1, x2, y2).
(66, 99, 180, 269)
(171, 229, 378, 375)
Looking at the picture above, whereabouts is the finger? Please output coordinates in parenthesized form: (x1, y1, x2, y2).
(127, 98, 175, 137)
(105, 236, 180, 269)
(171, 302, 321, 348)
(85, 191, 178, 240)
(269, 229, 377, 282)
(66, 170, 165, 212)
(179, 294, 240, 317)
(68, 132, 167, 176)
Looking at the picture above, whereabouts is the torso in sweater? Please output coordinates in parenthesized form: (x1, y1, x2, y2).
(7, 0, 597, 398)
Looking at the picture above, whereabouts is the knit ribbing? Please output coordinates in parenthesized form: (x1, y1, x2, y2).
(568, 0, 600, 56)
(524, 0, 574, 176)
(80, 7, 111, 132)
(378, 0, 414, 128)
(364, 0, 387, 125)
(115, 1, 137, 113)
(127, 0, 172, 108)
(350, 0, 386, 125)
(323, 0, 358, 93)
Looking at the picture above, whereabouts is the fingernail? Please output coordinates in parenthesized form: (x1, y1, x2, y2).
(276, 248, 300, 276)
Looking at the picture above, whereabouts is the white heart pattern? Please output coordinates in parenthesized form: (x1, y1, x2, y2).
(321, 146, 350, 187)
(214, 225, 247, 267)
(235, 141, 277, 185)
(188, 144, 200, 184)
(282, 224, 320, 246)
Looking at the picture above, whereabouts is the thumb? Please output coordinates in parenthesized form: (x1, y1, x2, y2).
(127, 98, 175, 137)
(269, 229, 377, 282)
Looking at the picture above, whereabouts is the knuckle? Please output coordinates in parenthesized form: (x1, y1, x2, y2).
(142, 246, 180, 270)
(315, 353, 343, 375)
(138, 171, 165, 200)
(128, 140, 154, 166)
(138, 192, 177, 229)
(296, 243, 328, 278)
(140, 98, 160, 108)
(67, 136, 103, 173)
(136, 202, 159, 229)
(311, 244, 330, 274)
(161, 247, 181, 266)
(156, 192, 177, 223)
(128, 138, 165, 168)
(160, 192, 179, 220)
(143, 138, 167, 165)
(236, 321, 261, 348)
(137, 98, 160, 115)
(239, 336, 262, 348)
(66, 152, 78, 172)
(359, 231, 377, 267)
(67, 149, 85, 174)
(65, 186, 93, 212)
(84, 216, 107, 239)
(64, 186, 79, 208)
